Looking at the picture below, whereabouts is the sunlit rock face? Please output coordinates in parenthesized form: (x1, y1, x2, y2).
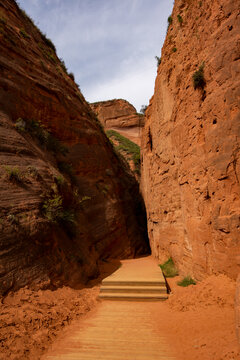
(141, 0, 240, 280)
(0, 0, 149, 295)
(90, 99, 144, 146)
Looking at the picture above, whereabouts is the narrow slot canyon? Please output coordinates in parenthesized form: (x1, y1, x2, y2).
(0, 0, 239, 359)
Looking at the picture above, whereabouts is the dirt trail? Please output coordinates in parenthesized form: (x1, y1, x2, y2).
(0, 257, 239, 359)
(41, 301, 176, 360)
(42, 257, 176, 359)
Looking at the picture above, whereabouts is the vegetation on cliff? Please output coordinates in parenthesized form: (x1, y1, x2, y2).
(106, 130, 141, 174)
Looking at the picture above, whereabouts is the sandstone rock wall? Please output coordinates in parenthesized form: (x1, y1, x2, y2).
(90, 99, 144, 146)
(90, 99, 143, 129)
(236, 274, 240, 348)
(141, 0, 240, 279)
(0, 0, 149, 295)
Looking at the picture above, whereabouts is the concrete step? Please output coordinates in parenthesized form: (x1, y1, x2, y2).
(99, 292, 168, 301)
(99, 257, 168, 301)
(100, 285, 167, 294)
(102, 279, 166, 286)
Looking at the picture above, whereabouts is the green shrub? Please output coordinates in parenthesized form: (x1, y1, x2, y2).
(42, 193, 63, 223)
(54, 175, 65, 186)
(7, 214, 19, 225)
(15, 118, 68, 156)
(168, 16, 173, 26)
(47, 51, 57, 64)
(18, 7, 35, 27)
(106, 130, 141, 174)
(69, 72, 75, 81)
(172, 47, 177, 52)
(40, 32, 56, 52)
(27, 165, 39, 179)
(155, 56, 161, 67)
(19, 28, 30, 39)
(177, 276, 196, 287)
(192, 63, 206, 89)
(140, 104, 148, 114)
(4, 166, 22, 183)
(160, 257, 179, 278)
(15, 118, 26, 131)
(177, 14, 183, 24)
(60, 58, 67, 73)
(42, 193, 75, 224)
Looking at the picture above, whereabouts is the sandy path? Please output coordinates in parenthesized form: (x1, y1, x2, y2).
(41, 301, 176, 360)
(42, 257, 176, 359)
(40, 257, 239, 360)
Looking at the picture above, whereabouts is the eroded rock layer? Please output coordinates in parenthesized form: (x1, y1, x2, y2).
(0, 0, 149, 295)
(90, 99, 144, 145)
(141, 0, 240, 279)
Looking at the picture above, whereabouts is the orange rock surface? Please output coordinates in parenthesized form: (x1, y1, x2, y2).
(90, 99, 144, 145)
(141, 0, 240, 280)
(0, 0, 149, 295)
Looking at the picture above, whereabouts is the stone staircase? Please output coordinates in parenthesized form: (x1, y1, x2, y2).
(99, 257, 168, 301)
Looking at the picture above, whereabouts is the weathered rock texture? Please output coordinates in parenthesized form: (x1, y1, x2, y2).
(141, 0, 240, 279)
(0, 0, 149, 295)
(236, 274, 240, 348)
(90, 99, 144, 145)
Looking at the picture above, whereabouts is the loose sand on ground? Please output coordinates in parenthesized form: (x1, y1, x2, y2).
(0, 258, 239, 360)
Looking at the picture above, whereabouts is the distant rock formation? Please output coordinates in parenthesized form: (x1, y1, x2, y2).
(141, 0, 240, 280)
(90, 99, 144, 145)
(0, 0, 149, 295)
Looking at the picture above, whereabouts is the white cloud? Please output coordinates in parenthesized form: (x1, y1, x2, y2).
(84, 58, 157, 112)
(17, 0, 174, 109)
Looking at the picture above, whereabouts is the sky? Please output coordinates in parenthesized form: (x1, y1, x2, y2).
(17, 0, 174, 112)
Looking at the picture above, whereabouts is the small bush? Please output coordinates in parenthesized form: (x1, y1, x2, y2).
(40, 32, 56, 52)
(69, 72, 75, 81)
(42, 193, 75, 224)
(18, 7, 35, 27)
(192, 63, 206, 89)
(19, 28, 30, 39)
(177, 276, 196, 287)
(172, 47, 177, 52)
(15, 118, 26, 132)
(4, 166, 22, 183)
(42, 193, 63, 223)
(15, 118, 68, 156)
(168, 16, 173, 26)
(47, 51, 57, 64)
(7, 214, 19, 225)
(177, 14, 183, 24)
(160, 257, 179, 278)
(140, 105, 148, 114)
(155, 56, 161, 67)
(54, 175, 65, 186)
(27, 165, 39, 179)
(106, 130, 141, 174)
(60, 58, 67, 73)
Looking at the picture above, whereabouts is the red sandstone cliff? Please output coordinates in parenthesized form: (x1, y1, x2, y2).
(90, 99, 144, 145)
(0, 0, 149, 295)
(141, 0, 240, 280)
